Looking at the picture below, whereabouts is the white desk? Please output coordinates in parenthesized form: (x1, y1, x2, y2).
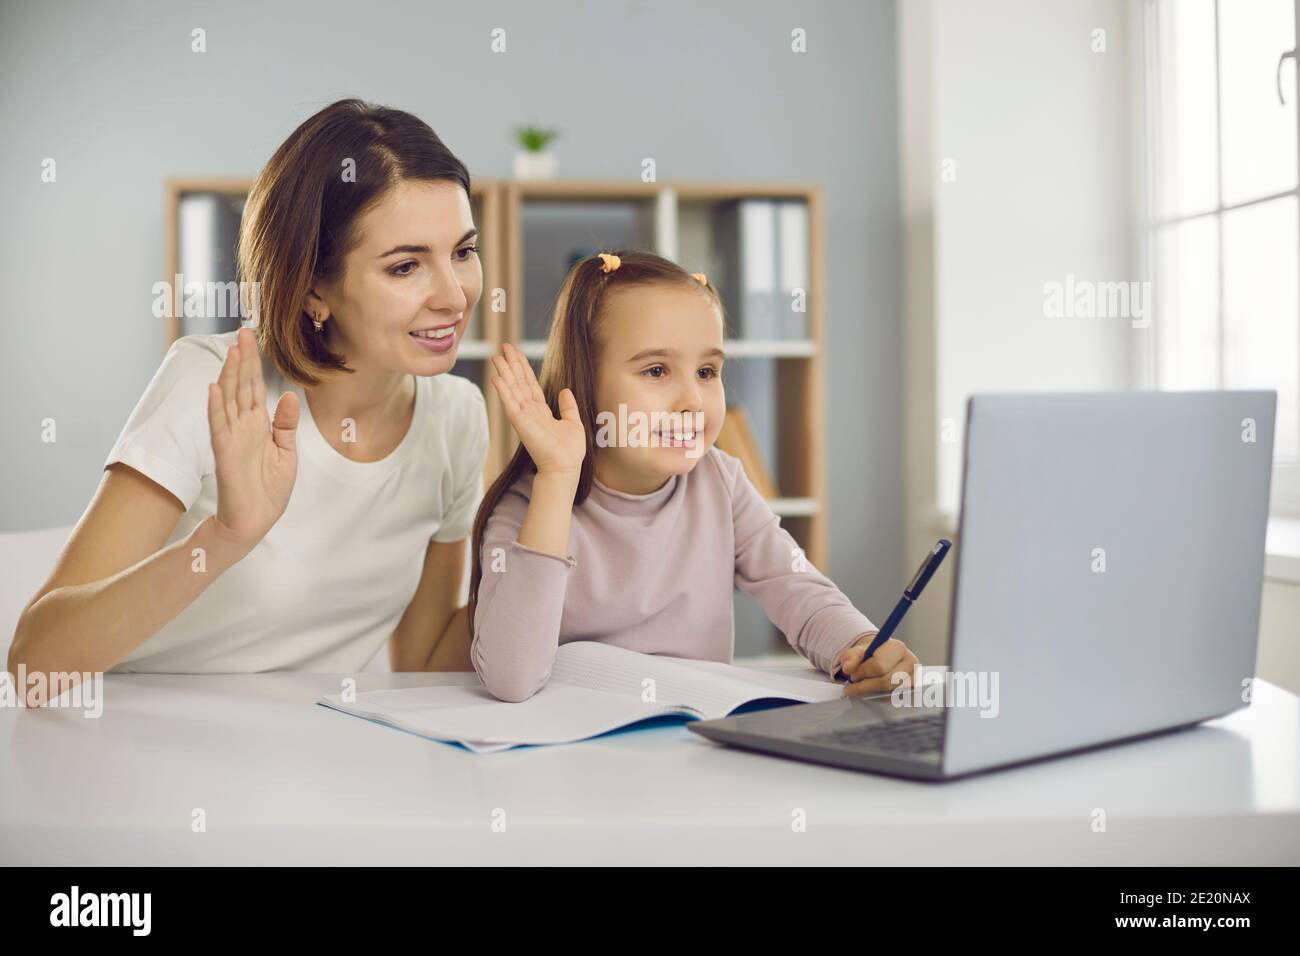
(2, 669, 1298, 865)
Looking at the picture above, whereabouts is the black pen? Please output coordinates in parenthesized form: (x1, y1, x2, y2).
(838, 539, 951, 679)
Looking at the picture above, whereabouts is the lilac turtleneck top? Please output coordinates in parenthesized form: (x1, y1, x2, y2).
(471, 446, 879, 702)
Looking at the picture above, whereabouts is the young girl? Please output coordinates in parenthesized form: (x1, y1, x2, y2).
(468, 250, 919, 702)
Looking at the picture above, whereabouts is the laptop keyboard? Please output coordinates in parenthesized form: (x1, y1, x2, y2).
(802, 711, 946, 756)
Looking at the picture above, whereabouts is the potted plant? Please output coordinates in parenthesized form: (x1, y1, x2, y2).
(513, 125, 560, 180)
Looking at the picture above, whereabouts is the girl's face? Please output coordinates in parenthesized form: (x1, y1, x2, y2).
(593, 283, 727, 493)
(310, 179, 482, 377)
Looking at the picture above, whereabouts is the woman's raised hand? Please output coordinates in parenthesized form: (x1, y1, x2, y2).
(206, 327, 300, 553)
(490, 342, 586, 479)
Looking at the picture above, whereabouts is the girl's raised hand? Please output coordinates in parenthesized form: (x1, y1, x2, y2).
(490, 341, 586, 479)
(206, 327, 300, 554)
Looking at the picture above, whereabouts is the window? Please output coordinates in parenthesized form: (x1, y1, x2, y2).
(1145, 0, 1300, 516)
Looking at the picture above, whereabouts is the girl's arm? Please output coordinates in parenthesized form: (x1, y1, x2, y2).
(516, 471, 580, 558)
(473, 342, 587, 701)
(471, 476, 579, 701)
(723, 452, 880, 675)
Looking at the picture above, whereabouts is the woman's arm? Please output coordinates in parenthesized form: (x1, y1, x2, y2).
(388, 536, 469, 671)
(9, 329, 297, 699)
(426, 605, 472, 671)
(8, 464, 250, 700)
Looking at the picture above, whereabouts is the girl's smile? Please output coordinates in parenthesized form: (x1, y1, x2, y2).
(651, 417, 703, 448)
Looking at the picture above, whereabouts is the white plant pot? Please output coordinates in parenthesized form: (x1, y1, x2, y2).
(514, 150, 558, 180)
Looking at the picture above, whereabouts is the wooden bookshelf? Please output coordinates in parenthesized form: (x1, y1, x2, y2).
(162, 178, 827, 571)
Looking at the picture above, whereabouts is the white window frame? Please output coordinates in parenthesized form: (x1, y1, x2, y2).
(1142, 0, 1300, 518)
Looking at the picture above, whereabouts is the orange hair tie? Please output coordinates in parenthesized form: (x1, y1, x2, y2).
(690, 272, 708, 285)
(597, 253, 621, 273)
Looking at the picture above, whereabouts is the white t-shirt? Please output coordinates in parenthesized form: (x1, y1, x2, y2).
(103, 329, 488, 673)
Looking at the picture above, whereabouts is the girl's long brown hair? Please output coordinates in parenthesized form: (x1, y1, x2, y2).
(466, 249, 725, 628)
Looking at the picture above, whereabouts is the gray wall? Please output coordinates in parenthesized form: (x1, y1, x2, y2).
(0, 0, 902, 641)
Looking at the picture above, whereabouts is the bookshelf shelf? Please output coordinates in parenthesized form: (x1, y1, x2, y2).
(768, 497, 820, 517)
(723, 340, 816, 358)
(517, 339, 548, 360)
(522, 339, 815, 360)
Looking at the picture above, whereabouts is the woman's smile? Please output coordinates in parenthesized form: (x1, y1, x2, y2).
(408, 318, 459, 354)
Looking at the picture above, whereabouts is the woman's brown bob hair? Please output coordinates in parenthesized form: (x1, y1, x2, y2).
(466, 249, 726, 631)
(238, 98, 471, 386)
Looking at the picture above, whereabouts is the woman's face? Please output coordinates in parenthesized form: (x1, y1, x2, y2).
(312, 179, 482, 377)
(593, 283, 727, 491)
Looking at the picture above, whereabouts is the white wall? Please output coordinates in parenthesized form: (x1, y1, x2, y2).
(900, 0, 1145, 666)
(931, 0, 1139, 518)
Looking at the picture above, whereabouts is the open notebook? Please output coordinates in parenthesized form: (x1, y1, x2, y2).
(317, 640, 846, 753)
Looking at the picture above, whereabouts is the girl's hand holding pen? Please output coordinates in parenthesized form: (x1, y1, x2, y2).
(490, 342, 586, 480)
(836, 540, 947, 697)
(837, 636, 921, 698)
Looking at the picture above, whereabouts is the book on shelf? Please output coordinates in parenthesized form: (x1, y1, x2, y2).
(711, 198, 810, 341)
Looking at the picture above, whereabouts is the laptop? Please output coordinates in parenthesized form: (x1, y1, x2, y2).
(689, 391, 1277, 781)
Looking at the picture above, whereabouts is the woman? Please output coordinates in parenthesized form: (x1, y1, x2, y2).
(9, 99, 487, 690)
